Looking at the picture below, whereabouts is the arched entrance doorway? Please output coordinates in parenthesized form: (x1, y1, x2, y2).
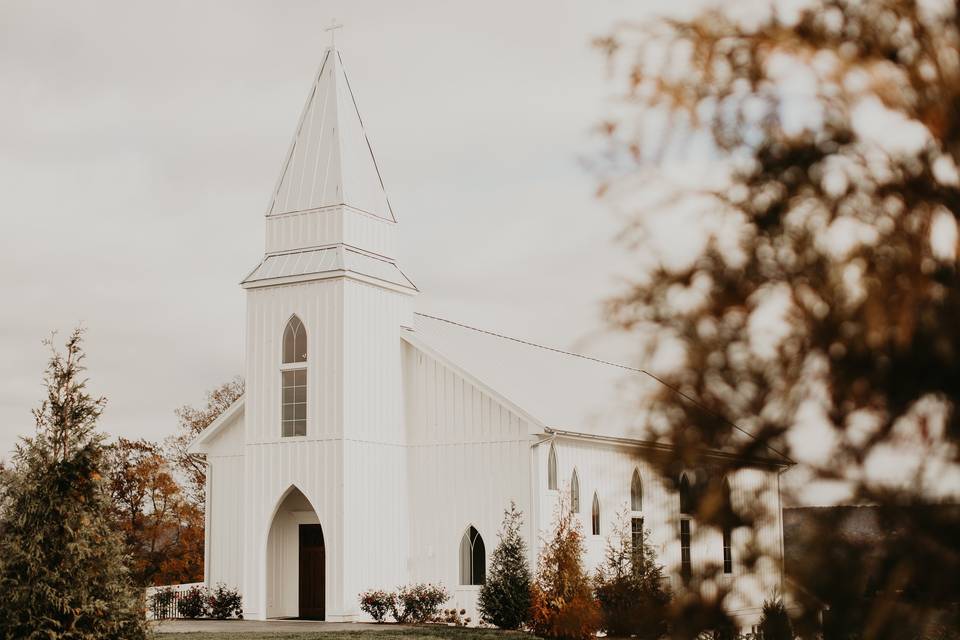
(265, 486, 325, 619)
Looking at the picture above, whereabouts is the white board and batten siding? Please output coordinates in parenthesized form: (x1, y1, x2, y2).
(403, 339, 535, 620)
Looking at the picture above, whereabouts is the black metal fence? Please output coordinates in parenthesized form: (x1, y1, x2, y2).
(146, 584, 203, 620)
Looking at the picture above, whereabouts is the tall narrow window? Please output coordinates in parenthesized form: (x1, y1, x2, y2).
(679, 472, 694, 516)
(570, 469, 580, 513)
(591, 492, 600, 536)
(680, 471, 693, 582)
(281, 316, 307, 437)
(631, 517, 644, 554)
(722, 478, 733, 574)
(459, 526, 486, 585)
(631, 468, 643, 512)
(547, 443, 558, 490)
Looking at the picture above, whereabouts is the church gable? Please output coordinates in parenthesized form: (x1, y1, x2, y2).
(402, 336, 538, 444)
(188, 397, 245, 457)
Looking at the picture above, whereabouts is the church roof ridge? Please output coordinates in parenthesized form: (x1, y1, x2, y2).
(266, 47, 396, 221)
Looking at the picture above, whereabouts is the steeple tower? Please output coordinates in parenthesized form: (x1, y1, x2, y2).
(243, 46, 414, 293)
(238, 44, 414, 621)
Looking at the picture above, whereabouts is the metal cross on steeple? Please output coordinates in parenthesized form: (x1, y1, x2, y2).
(325, 18, 344, 48)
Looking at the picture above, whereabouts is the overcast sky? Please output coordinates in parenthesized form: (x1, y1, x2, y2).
(2, 0, 728, 461)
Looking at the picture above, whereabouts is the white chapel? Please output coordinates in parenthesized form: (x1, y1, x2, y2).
(189, 45, 789, 625)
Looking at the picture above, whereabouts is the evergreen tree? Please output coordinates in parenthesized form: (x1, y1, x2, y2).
(478, 501, 532, 629)
(594, 507, 672, 639)
(0, 330, 148, 640)
(530, 492, 601, 640)
(758, 599, 793, 640)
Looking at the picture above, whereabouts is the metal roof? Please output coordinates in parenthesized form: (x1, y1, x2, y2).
(408, 313, 791, 465)
(242, 246, 415, 290)
(407, 313, 656, 439)
(267, 47, 395, 221)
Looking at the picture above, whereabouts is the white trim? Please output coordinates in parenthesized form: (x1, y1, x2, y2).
(241, 269, 417, 294)
(187, 397, 245, 454)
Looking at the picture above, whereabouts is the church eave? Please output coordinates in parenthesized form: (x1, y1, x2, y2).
(187, 396, 245, 454)
(544, 427, 794, 468)
(241, 269, 417, 294)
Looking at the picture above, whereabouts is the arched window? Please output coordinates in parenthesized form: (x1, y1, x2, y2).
(591, 492, 600, 536)
(283, 315, 307, 363)
(722, 477, 733, 574)
(547, 443, 558, 490)
(631, 468, 643, 512)
(570, 469, 580, 513)
(679, 472, 694, 516)
(281, 316, 307, 437)
(459, 526, 486, 585)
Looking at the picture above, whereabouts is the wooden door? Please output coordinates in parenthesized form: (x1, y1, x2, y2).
(298, 524, 325, 620)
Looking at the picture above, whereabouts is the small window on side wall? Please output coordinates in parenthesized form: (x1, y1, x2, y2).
(459, 526, 485, 585)
(570, 469, 580, 513)
(591, 492, 600, 536)
(547, 443, 558, 490)
(631, 468, 643, 512)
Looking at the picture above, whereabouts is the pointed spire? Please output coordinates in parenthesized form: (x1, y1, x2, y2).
(267, 47, 395, 221)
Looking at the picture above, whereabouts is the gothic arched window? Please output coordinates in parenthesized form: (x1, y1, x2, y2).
(631, 468, 643, 512)
(679, 472, 694, 516)
(571, 469, 580, 513)
(591, 492, 601, 536)
(459, 526, 486, 585)
(547, 443, 558, 490)
(281, 316, 307, 437)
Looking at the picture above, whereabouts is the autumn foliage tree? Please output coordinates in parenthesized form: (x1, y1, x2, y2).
(0, 330, 147, 639)
(529, 493, 601, 640)
(105, 438, 203, 586)
(597, 0, 960, 637)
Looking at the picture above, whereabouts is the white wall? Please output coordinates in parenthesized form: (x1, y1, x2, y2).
(403, 340, 533, 621)
(204, 406, 245, 592)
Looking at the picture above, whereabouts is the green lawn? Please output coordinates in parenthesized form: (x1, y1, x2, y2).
(155, 628, 538, 640)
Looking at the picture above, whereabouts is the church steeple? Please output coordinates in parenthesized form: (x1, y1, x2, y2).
(267, 47, 394, 221)
(247, 45, 413, 290)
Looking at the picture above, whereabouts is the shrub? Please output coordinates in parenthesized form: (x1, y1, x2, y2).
(359, 589, 397, 623)
(529, 492, 601, 640)
(439, 608, 470, 626)
(177, 585, 209, 619)
(208, 583, 243, 620)
(594, 508, 671, 639)
(390, 583, 449, 623)
(758, 599, 792, 640)
(478, 502, 532, 629)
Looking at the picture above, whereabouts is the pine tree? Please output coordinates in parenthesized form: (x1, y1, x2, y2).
(0, 330, 148, 640)
(529, 491, 601, 640)
(757, 599, 793, 640)
(594, 507, 672, 639)
(478, 501, 532, 629)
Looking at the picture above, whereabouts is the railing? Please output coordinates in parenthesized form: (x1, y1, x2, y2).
(145, 583, 204, 620)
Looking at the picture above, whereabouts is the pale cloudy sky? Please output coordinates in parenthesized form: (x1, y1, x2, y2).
(1, 0, 719, 460)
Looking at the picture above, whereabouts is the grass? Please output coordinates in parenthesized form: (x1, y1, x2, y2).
(154, 627, 539, 640)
